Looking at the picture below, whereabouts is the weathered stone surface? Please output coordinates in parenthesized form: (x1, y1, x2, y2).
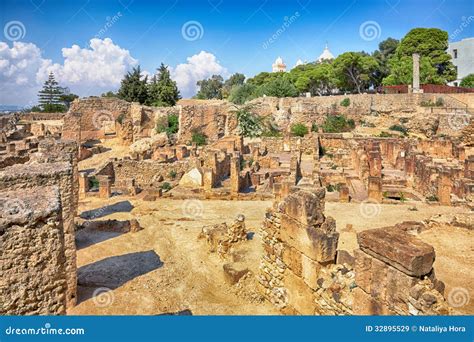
(280, 188, 326, 226)
(179, 167, 203, 187)
(357, 227, 435, 277)
(223, 262, 249, 285)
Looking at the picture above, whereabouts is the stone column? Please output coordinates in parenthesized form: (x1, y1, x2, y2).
(203, 168, 215, 190)
(339, 184, 350, 202)
(78, 172, 89, 198)
(437, 171, 452, 205)
(98, 175, 111, 199)
(412, 53, 420, 93)
(230, 156, 240, 194)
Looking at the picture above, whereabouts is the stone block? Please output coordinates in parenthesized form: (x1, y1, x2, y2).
(282, 244, 302, 277)
(282, 268, 316, 315)
(280, 188, 325, 226)
(301, 254, 322, 290)
(357, 227, 435, 277)
(280, 215, 339, 263)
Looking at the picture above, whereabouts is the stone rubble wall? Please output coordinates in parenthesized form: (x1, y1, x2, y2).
(0, 140, 78, 311)
(0, 186, 68, 315)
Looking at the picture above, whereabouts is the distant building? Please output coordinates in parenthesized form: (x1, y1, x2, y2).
(317, 43, 335, 62)
(272, 56, 286, 72)
(448, 37, 474, 86)
(294, 59, 304, 68)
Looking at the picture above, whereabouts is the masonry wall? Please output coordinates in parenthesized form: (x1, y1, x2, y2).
(0, 186, 68, 315)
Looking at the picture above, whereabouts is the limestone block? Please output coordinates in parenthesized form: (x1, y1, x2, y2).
(357, 227, 435, 277)
(282, 244, 303, 277)
(179, 167, 203, 187)
(280, 188, 326, 226)
(280, 215, 339, 263)
(282, 268, 316, 315)
(301, 254, 322, 290)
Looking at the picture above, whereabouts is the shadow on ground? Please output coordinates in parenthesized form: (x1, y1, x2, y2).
(77, 250, 163, 303)
(80, 200, 134, 220)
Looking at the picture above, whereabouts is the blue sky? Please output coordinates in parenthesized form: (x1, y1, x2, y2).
(1, 0, 473, 105)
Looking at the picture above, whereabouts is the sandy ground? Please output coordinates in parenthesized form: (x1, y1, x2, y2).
(79, 138, 130, 172)
(70, 195, 473, 315)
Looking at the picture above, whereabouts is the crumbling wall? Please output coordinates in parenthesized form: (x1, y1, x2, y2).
(0, 186, 68, 315)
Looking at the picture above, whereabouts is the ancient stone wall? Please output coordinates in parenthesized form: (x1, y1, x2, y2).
(0, 186, 68, 315)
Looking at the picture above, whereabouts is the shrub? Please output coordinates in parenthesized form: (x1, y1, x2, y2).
(116, 113, 125, 124)
(340, 98, 350, 107)
(311, 123, 319, 132)
(168, 170, 177, 179)
(435, 97, 444, 106)
(88, 177, 99, 189)
(326, 184, 341, 192)
(291, 123, 308, 137)
(399, 192, 407, 202)
(234, 105, 263, 137)
(321, 115, 355, 133)
(156, 113, 179, 135)
(191, 131, 207, 146)
(389, 124, 408, 136)
(161, 182, 172, 191)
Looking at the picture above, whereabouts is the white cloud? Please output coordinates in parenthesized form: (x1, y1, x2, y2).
(0, 40, 227, 106)
(0, 38, 137, 106)
(170, 51, 228, 98)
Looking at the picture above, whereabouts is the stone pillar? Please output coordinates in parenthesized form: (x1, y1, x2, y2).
(339, 184, 350, 202)
(368, 176, 383, 202)
(412, 53, 420, 93)
(98, 175, 111, 199)
(289, 153, 299, 184)
(78, 172, 89, 198)
(230, 156, 240, 194)
(203, 168, 215, 190)
(7, 143, 15, 154)
(437, 171, 452, 205)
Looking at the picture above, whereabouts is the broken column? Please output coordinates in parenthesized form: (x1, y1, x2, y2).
(412, 53, 421, 93)
(230, 156, 241, 194)
(98, 175, 111, 199)
(78, 172, 89, 198)
(367, 142, 383, 202)
(437, 171, 452, 205)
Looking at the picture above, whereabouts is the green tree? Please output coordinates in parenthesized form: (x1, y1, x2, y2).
(372, 38, 399, 86)
(228, 83, 257, 104)
(290, 62, 337, 95)
(38, 72, 66, 112)
(382, 55, 442, 85)
(58, 88, 79, 109)
(101, 91, 118, 98)
(196, 75, 224, 99)
(259, 77, 298, 97)
(222, 73, 245, 98)
(333, 52, 379, 93)
(460, 74, 474, 88)
(385, 28, 456, 84)
(148, 63, 180, 106)
(117, 66, 148, 104)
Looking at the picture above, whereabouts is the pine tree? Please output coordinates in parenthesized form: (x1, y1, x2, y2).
(38, 72, 65, 112)
(147, 63, 180, 106)
(117, 66, 148, 104)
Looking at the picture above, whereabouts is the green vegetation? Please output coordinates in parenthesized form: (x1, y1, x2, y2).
(88, 177, 99, 189)
(460, 74, 474, 88)
(117, 64, 180, 106)
(168, 170, 177, 179)
(399, 192, 407, 202)
(37, 71, 77, 112)
(326, 184, 341, 192)
(389, 124, 408, 136)
(290, 123, 309, 137)
(156, 113, 179, 136)
(233, 105, 264, 137)
(340, 98, 350, 107)
(116, 113, 125, 124)
(311, 123, 319, 132)
(161, 182, 172, 191)
(420, 97, 444, 107)
(321, 115, 355, 133)
(378, 131, 393, 138)
(191, 130, 207, 146)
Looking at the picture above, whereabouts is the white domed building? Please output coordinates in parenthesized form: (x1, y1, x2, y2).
(272, 56, 287, 72)
(317, 43, 335, 62)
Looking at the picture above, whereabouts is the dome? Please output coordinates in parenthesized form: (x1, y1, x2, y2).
(294, 59, 304, 67)
(272, 56, 286, 72)
(317, 44, 335, 62)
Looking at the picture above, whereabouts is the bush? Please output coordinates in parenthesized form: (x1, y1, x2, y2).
(156, 113, 179, 136)
(116, 113, 125, 124)
(321, 115, 355, 133)
(88, 177, 99, 189)
(389, 124, 408, 136)
(191, 131, 207, 146)
(311, 123, 319, 132)
(234, 105, 263, 137)
(326, 184, 341, 192)
(426, 195, 439, 202)
(161, 182, 172, 191)
(168, 170, 177, 179)
(340, 98, 350, 107)
(291, 123, 308, 137)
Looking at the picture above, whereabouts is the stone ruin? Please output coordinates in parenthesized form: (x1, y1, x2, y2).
(258, 182, 451, 315)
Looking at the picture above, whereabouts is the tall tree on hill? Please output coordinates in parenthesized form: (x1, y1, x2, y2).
(147, 63, 180, 106)
(117, 66, 148, 104)
(222, 73, 246, 98)
(384, 28, 456, 85)
(38, 72, 66, 112)
(196, 75, 224, 99)
(333, 52, 379, 93)
(372, 38, 399, 86)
